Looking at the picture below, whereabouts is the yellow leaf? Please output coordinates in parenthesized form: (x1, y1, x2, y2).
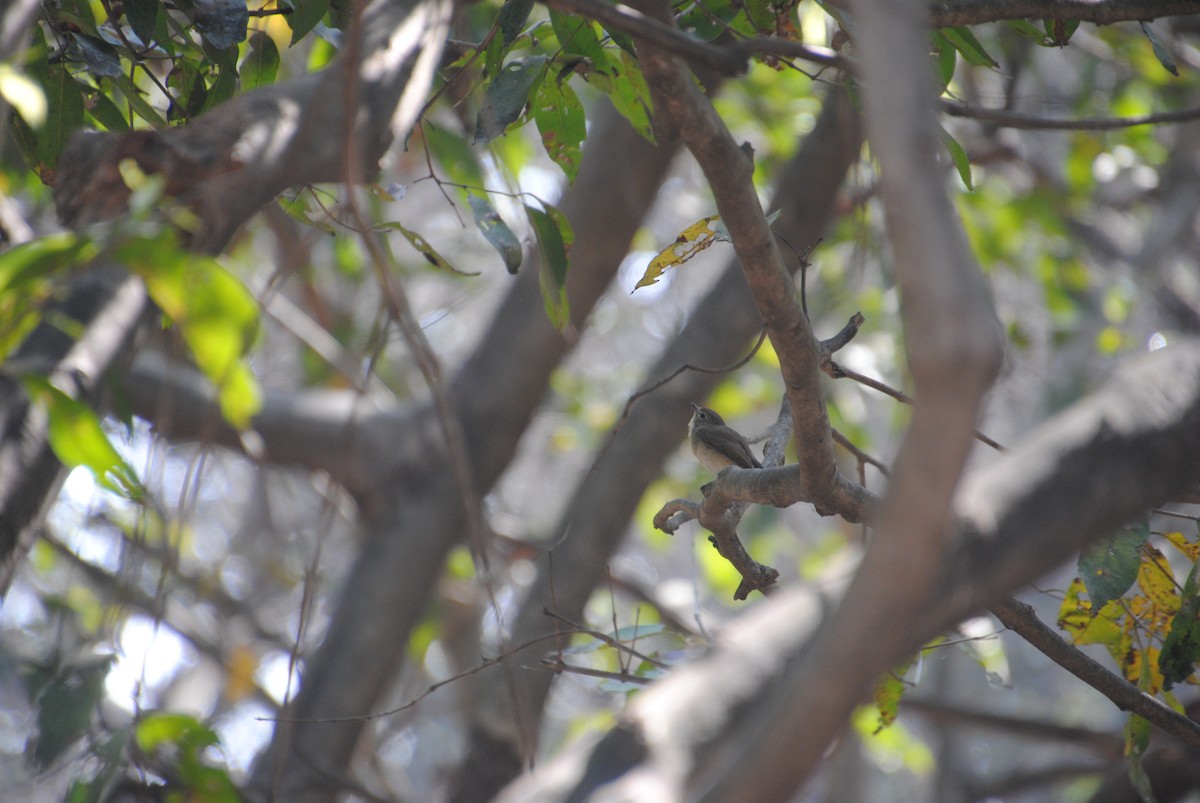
(1162, 531, 1200, 562)
(634, 215, 726, 290)
(1137, 544, 1180, 616)
(1124, 646, 1165, 695)
(1057, 577, 1092, 640)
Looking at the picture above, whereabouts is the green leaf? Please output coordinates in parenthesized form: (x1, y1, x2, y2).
(467, 194, 522, 274)
(381, 221, 480, 276)
(22, 377, 145, 501)
(526, 204, 571, 329)
(34, 64, 86, 168)
(0, 233, 94, 356)
(135, 713, 240, 802)
(67, 33, 121, 79)
(549, 10, 610, 72)
(136, 713, 219, 753)
(1079, 524, 1147, 611)
(498, 0, 535, 46)
(677, 0, 739, 42)
(940, 126, 973, 191)
(939, 26, 997, 68)
(284, 0, 331, 45)
(1124, 714, 1158, 803)
(932, 31, 957, 91)
(124, 0, 162, 46)
(194, 0, 249, 50)
(1006, 19, 1049, 46)
(487, 0, 536, 78)
(744, 0, 775, 34)
(1160, 559, 1200, 690)
(112, 73, 167, 127)
(608, 50, 654, 143)
(26, 655, 114, 769)
(423, 123, 485, 187)
(117, 236, 262, 429)
(202, 46, 240, 110)
(0, 232, 95, 297)
(83, 87, 130, 131)
(241, 31, 280, 90)
(533, 76, 585, 183)
(1139, 22, 1179, 76)
(1044, 19, 1080, 46)
(474, 55, 548, 144)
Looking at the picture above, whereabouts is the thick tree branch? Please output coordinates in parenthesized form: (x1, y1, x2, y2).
(123, 351, 413, 506)
(503, 340, 1200, 802)
(927, 0, 1200, 26)
(451, 85, 865, 802)
(629, 0, 870, 525)
(248, 104, 677, 803)
(53, 0, 453, 252)
(540, 0, 1200, 80)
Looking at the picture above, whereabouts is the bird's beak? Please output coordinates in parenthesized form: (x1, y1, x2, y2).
(690, 402, 701, 413)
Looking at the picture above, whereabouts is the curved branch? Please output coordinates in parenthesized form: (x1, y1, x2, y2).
(629, 0, 870, 522)
(122, 351, 411, 505)
(503, 339, 1200, 802)
(450, 84, 866, 803)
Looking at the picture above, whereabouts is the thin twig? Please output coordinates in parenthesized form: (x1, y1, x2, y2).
(830, 361, 1005, 451)
(942, 99, 1200, 131)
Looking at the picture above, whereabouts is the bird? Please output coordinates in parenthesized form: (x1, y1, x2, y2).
(688, 403, 762, 473)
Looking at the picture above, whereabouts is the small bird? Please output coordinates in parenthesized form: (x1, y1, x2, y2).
(688, 403, 762, 473)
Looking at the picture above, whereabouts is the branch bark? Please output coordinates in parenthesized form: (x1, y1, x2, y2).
(244, 103, 678, 802)
(53, 0, 453, 253)
(449, 84, 865, 802)
(499, 339, 1200, 802)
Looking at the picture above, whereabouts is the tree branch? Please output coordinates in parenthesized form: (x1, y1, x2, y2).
(991, 596, 1200, 752)
(53, 0, 453, 252)
(502, 339, 1200, 802)
(451, 84, 865, 802)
